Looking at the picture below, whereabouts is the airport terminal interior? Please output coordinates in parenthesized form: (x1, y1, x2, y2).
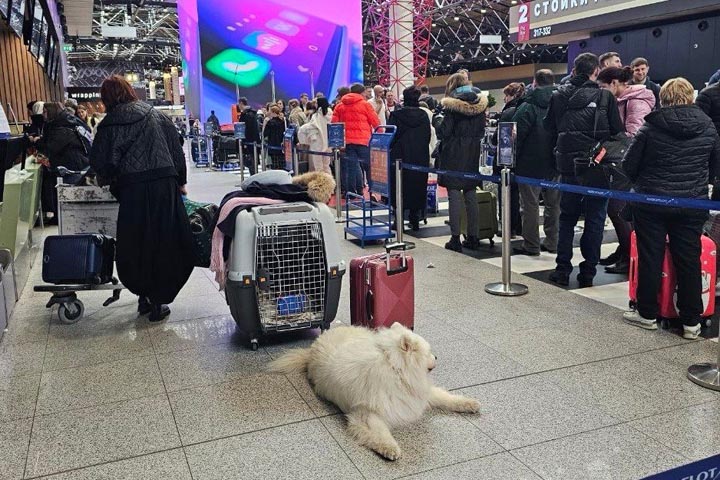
(2, 1, 720, 479)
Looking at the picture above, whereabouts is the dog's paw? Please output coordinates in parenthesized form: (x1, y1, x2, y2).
(374, 442, 401, 461)
(454, 396, 481, 414)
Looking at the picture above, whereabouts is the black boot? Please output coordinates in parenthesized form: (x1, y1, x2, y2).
(462, 235, 481, 251)
(445, 235, 463, 252)
(605, 258, 629, 274)
(149, 304, 171, 322)
(599, 251, 620, 266)
(138, 296, 151, 315)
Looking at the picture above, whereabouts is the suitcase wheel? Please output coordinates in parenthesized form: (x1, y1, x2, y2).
(629, 300, 637, 310)
(489, 239, 495, 248)
(250, 339, 259, 351)
(660, 319, 670, 330)
(58, 300, 85, 324)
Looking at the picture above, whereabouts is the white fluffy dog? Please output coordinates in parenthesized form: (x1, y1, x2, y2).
(268, 323, 481, 461)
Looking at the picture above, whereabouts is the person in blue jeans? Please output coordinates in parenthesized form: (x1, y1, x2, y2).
(554, 177, 609, 283)
(544, 53, 624, 287)
(331, 83, 381, 195)
(342, 144, 368, 195)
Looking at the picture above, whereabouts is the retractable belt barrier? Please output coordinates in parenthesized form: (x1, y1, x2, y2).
(400, 161, 720, 392)
(401, 163, 720, 211)
(294, 147, 335, 157)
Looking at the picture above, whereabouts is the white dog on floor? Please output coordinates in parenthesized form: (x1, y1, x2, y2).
(268, 323, 481, 461)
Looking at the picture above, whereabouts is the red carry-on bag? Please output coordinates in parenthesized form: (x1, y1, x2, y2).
(629, 231, 716, 320)
(350, 242, 414, 330)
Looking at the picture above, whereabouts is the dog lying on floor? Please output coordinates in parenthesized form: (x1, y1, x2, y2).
(268, 323, 481, 461)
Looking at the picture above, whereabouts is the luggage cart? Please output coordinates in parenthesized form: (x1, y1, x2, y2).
(344, 126, 396, 247)
(191, 134, 211, 167)
(224, 202, 345, 350)
(33, 167, 125, 324)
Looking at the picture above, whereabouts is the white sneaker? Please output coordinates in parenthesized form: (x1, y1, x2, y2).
(683, 324, 702, 340)
(623, 311, 658, 330)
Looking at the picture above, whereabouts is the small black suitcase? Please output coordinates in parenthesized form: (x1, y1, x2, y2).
(42, 235, 115, 285)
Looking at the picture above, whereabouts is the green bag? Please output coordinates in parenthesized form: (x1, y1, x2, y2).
(184, 199, 219, 268)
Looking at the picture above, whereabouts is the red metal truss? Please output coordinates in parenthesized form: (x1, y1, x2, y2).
(365, 0, 434, 88)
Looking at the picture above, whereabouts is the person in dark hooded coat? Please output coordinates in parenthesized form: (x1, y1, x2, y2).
(436, 73, 488, 252)
(388, 85, 431, 231)
(622, 77, 720, 340)
(90, 75, 194, 322)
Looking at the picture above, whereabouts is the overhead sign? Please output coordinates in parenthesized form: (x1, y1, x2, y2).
(101, 25, 137, 38)
(510, 0, 669, 41)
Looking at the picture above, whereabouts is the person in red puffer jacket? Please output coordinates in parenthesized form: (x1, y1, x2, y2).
(331, 83, 381, 194)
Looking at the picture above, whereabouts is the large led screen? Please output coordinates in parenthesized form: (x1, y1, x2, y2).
(179, 0, 363, 123)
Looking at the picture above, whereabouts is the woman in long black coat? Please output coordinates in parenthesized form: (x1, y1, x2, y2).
(90, 75, 194, 322)
(388, 86, 431, 230)
(437, 73, 488, 251)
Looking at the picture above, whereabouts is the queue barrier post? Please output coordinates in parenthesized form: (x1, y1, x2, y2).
(292, 144, 299, 175)
(395, 159, 404, 244)
(687, 340, 720, 391)
(333, 148, 342, 222)
(484, 167, 528, 297)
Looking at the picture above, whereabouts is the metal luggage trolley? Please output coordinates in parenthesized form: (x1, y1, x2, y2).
(344, 125, 396, 247)
(225, 202, 345, 350)
(33, 168, 124, 324)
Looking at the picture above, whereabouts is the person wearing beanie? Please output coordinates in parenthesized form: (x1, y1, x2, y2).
(387, 85, 431, 231)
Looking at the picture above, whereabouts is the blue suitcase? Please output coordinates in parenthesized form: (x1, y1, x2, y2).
(42, 235, 115, 285)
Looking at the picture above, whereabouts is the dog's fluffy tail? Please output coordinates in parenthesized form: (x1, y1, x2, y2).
(267, 348, 312, 374)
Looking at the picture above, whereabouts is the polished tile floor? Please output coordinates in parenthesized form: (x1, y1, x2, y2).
(1, 161, 719, 480)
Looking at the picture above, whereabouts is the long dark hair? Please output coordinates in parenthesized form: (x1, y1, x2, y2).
(316, 97, 330, 116)
(100, 75, 139, 112)
(597, 66, 633, 85)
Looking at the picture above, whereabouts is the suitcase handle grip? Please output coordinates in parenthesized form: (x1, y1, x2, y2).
(386, 255, 409, 276)
(365, 291, 374, 323)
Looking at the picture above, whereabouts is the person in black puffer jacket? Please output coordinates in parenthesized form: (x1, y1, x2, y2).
(511, 70, 559, 256)
(696, 82, 720, 136)
(90, 75, 195, 322)
(437, 73, 488, 252)
(544, 53, 624, 288)
(622, 77, 720, 340)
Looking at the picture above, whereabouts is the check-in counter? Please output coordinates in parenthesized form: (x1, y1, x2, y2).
(0, 165, 38, 260)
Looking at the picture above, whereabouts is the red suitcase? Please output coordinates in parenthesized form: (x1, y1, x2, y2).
(629, 231, 716, 318)
(350, 243, 414, 330)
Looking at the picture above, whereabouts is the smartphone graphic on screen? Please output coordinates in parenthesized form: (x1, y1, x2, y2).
(198, 0, 346, 108)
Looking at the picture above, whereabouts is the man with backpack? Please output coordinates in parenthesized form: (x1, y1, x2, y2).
(544, 53, 624, 288)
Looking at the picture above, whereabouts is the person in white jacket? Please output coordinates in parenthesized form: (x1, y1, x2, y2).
(297, 97, 333, 174)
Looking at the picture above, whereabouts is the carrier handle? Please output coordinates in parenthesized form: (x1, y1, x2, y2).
(374, 125, 396, 134)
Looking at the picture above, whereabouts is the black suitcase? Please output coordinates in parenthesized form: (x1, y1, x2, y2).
(42, 235, 115, 285)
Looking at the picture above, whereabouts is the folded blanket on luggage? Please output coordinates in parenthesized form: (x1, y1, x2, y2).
(210, 197, 284, 289)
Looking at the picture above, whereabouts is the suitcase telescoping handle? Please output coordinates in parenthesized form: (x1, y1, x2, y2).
(384, 241, 411, 275)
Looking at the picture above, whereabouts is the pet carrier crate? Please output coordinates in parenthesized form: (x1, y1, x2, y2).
(225, 202, 345, 350)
